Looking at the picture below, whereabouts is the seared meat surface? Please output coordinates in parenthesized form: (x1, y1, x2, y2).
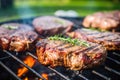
(32, 16, 73, 36)
(82, 11, 120, 32)
(36, 39, 106, 70)
(0, 23, 38, 52)
(67, 28, 120, 50)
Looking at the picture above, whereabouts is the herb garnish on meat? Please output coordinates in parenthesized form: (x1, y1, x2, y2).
(48, 35, 89, 47)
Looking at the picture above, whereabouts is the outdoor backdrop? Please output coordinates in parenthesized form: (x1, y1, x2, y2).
(0, 0, 120, 22)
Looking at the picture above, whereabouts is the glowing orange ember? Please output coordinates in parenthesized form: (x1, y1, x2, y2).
(24, 77, 28, 80)
(17, 56, 35, 77)
(39, 73, 49, 80)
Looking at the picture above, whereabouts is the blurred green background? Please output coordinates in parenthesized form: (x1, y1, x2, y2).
(0, 0, 120, 22)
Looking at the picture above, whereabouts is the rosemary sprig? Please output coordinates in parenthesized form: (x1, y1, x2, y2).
(48, 35, 90, 47)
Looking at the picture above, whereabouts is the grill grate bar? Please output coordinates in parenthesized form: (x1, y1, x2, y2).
(106, 57, 120, 65)
(105, 66, 120, 76)
(27, 51, 119, 80)
(92, 70, 111, 80)
(112, 52, 120, 57)
(0, 61, 22, 80)
(0, 56, 11, 60)
(26, 52, 38, 59)
(78, 74, 89, 80)
(27, 52, 71, 80)
(3, 50, 46, 80)
(48, 66, 71, 80)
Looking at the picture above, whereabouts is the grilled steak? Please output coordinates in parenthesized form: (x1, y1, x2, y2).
(82, 11, 120, 32)
(67, 28, 120, 50)
(36, 38, 106, 70)
(32, 16, 74, 36)
(0, 23, 38, 52)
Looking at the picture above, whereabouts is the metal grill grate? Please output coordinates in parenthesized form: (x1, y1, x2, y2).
(0, 50, 120, 80)
(0, 17, 120, 80)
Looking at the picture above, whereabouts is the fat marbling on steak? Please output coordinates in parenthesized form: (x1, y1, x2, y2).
(36, 37, 106, 70)
(0, 23, 38, 52)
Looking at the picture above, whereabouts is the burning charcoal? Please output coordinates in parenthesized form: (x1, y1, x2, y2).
(17, 56, 35, 77)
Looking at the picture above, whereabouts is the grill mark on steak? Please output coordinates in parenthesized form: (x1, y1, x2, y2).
(58, 44, 74, 51)
(88, 45, 102, 54)
(111, 38, 120, 41)
(48, 40, 84, 53)
(57, 42, 71, 49)
(74, 45, 99, 55)
(48, 40, 70, 50)
(91, 34, 114, 41)
(93, 32, 120, 41)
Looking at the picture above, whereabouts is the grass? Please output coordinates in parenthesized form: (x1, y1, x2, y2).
(0, 0, 120, 22)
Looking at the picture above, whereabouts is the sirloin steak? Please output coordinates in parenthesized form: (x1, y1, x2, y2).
(32, 16, 74, 36)
(36, 38, 106, 70)
(0, 23, 38, 52)
(67, 28, 120, 50)
(82, 11, 120, 32)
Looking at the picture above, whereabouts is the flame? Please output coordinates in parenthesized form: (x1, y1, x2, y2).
(17, 56, 35, 77)
(23, 73, 49, 80)
(24, 77, 28, 80)
(39, 73, 49, 80)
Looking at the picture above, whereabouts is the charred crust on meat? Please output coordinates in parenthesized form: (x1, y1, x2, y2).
(36, 39, 106, 70)
(0, 23, 38, 52)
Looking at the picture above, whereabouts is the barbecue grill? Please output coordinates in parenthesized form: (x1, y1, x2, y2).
(0, 17, 120, 80)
